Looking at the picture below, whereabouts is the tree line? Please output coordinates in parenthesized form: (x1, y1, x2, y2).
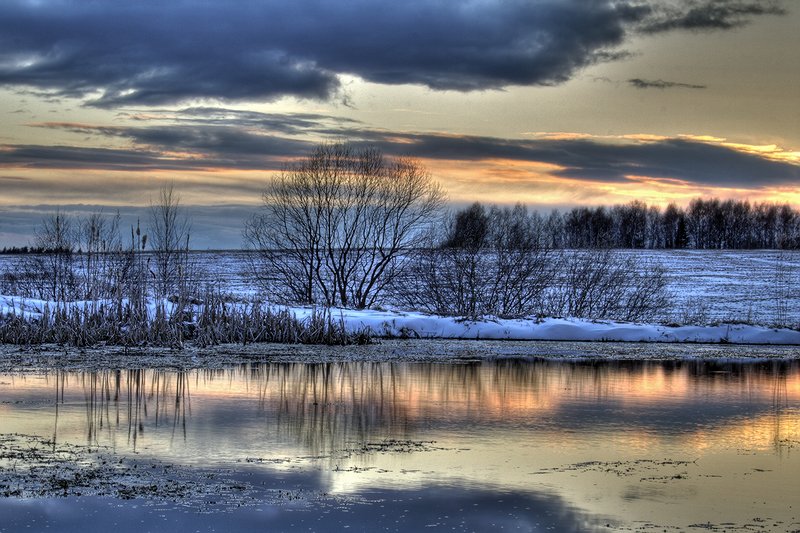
(548, 198, 800, 249)
(5, 194, 798, 259)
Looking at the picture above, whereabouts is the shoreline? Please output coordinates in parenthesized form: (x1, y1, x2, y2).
(2, 338, 799, 372)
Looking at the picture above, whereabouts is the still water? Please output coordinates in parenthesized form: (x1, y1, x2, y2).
(1, 358, 799, 532)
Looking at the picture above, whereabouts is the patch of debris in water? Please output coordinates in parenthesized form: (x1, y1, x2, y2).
(0, 433, 337, 511)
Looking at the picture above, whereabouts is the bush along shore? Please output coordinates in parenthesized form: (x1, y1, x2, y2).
(0, 294, 371, 348)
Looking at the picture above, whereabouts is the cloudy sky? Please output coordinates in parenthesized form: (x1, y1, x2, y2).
(1, 0, 798, 248)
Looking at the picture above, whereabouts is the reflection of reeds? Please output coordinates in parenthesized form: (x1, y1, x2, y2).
(51, 369, 192, 451)
(234, 359, 800, 458)
(769, 373, 797, 455)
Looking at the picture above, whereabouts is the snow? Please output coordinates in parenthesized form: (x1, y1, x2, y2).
(7, 293, 791, 346)
(0, 294, 185, 324)
(320, 308, 800, 345)
(2, 249, 800, 325)
(0, 295, 46, 319)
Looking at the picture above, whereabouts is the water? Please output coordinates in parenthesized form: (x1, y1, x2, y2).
(1, 359, 799, 531)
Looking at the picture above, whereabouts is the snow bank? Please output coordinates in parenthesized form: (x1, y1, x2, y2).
(296, 307, 800, 345)
(0, 295, 46, 319)
(3, 294, 800, 345)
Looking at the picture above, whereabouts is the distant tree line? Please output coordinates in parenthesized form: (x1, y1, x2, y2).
(1, 246, 72, 254)
(547, 198, 800, 249)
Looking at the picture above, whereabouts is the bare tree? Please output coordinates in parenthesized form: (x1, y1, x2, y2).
(485, 205, 558, 317)
(27, 211, 77, 301)
(75, 211, 125, 300)
(245, 143, 444, 308)
(2, 211, 79, 302)
(3, 211, 130, 303)
(402, 203, 557, 319)
(149, 183, 192, 299)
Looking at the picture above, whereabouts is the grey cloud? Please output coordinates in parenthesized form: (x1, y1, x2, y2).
(0, 145, 189, 171)
(19, 114, 366, 171)
(5, 119, 799, 188)
(173, 107, 361, 132)
(38, 106, 359, 137)
(0, 1, 784, 107)
(0, 141, 305, 172)
(27, 110, 321, 169)
(358, 133, 800, 188)
(628, 78, 706, 89)
(641, 0, 786, 33)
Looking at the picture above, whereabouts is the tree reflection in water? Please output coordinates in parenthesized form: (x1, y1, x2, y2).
(8, 357, 796, 532)
(40, 358, 800, 457)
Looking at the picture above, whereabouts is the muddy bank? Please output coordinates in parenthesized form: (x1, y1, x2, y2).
(1, 338, 798, 373)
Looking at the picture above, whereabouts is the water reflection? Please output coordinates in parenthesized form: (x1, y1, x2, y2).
(0, 485, 596, 533)
(6, 359, 799, 457)
(55, 370, 193, 451)
(2, 358, 799, 530)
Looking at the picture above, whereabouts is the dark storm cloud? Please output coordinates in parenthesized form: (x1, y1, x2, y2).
(0, 1, 785, 107)
(641, 0, 786, 33)
(628, 78, 706, 89)
(0, 1, 339, 107)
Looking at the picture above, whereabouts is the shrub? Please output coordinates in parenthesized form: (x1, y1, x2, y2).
(399, 203, 558, 319)
(545, 249, 671, 322)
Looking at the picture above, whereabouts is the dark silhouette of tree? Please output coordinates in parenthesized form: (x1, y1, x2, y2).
(444, 202, 489, 250)
(402, 202, 557, 318)
(539, 197, 800, 250)
(245, 143, 444, 308)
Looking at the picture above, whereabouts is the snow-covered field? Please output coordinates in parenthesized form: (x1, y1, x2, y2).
(181, 249, 800, 326)
(632, 249, 800, 326)
(2, 249, 800, 345)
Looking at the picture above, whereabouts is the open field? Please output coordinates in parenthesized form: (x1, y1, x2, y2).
(174, 249, 800, 326)
(2, 249, 799, 329)
(6, 249, 796, 322)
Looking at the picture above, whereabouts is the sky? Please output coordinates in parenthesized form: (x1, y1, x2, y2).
(0, 0, 798, 248)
